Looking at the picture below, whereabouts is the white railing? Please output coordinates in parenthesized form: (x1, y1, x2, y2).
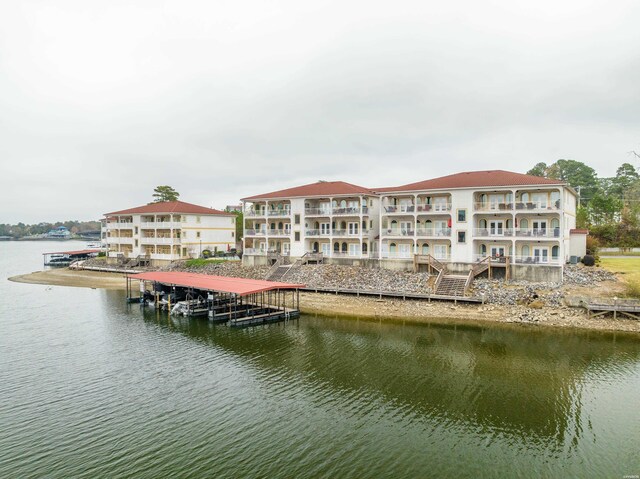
(243, 248, 267, 256)
(150, 253, 179, 260)
(305, 229, 330, 236)
(330, 251, 367, 258)
(140, 237, 178, 245)
(474, 202, 514, 212)
(267, 209, 291, 217)
(139, 221, 181, 229)
(244, 229, 266, 236)
(305, 208, 332, 216)
(514, 228, 561, 238)
(384, 205, 415, 213)
(382, 228, 415, 237)
(416, 203, 452, 213)
(473, 228, 515, 237)
(106, 222, 134, 229)
(268, 229, 291, 236)
(245, 210, 266, 217)
(332, 207, 362, 215)
(107, 237, 134, 244)
(416, 228, 451, 237)
(514, 200, 561, 211)
(513, 255, 561, 265)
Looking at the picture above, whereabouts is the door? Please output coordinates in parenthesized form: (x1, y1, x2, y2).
(399, 244, 411, 258)
(433, 244, 447, 260)
(348, 243, 360, 256)
(532, 220, 547, 236)
(400, 221, 412, 235)
(491, 246, 505, 258)
(283, 243, 290, 255)
(435, 220, 448, 235)
(434, 197, 447, 212)
(490, 220, 504, 236)
(348, 222, 359, 236)
(321, 243, 331, 256)
(533, 247, 548, 263)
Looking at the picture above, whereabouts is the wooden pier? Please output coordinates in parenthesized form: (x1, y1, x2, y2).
(127, 272, 303, 327)
(300, 286, 483, 303)
(587, 298, 640, 320)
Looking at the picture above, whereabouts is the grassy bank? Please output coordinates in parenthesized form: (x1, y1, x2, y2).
(599, 257, 640, 298)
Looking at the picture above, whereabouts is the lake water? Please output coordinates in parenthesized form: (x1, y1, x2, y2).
(1, 241, 639, 478)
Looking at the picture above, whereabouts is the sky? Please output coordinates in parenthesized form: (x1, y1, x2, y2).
(1, 0, 639, 224)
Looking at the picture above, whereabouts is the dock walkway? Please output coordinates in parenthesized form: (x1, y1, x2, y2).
(300, 286, 483, 303)
(587, 299, 640, 320)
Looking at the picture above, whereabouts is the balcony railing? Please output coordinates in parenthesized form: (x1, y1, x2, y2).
(305, 229, 331, 236)
(140, 237, 179, 245)
(332, 207, 363, 215)
(416, 228, 451, 237)
(380, 251, 451, 261)
(267, 209, 291, 217)
(106, 237, 134, 244)
(140, 221, 181, 229)
(245, 210, 266, 217)
(243, 248, 267, 256)
(473, 228, 515, 237)
(382, 228, 415, 237)
(514, 228, 561, 238)
(244, 229, 267, 236)
(305, 208, 332, 216)
(106, 222, 134, 229)
(513, 255, 561, 265)
(475, 201, 561, 212)
(386, 204, 454, 213)
(268, 229, 291, 236)
(330, 251, 369, 258)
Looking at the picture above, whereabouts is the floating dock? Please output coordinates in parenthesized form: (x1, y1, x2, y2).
(43, 249, 101, 266)
(127, 272, 304, 327)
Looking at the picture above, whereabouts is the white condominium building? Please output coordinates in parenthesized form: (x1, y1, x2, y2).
(104, 200, 236, 265)
(241, 170, 584, 282)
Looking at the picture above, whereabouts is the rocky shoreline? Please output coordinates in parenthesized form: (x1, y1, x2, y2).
(22, 258, 638, 333)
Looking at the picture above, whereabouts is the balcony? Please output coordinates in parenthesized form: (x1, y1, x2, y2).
(515, 200, 561, 212)
(416, 228, 451, 237)
(140, 237, 179, 245)
(380, 251, 450, 261)
(267, 209, 291, 217)
(245, 229, 267, 236)
(330, 251, 369, 258)
(382, 228, 415, 237)
(305, 208, 332, 216)
(305, 229, 330, 237)
(514, 228, 561, 239)
(140, 221, 181, 229)
(332, 229, 362, 237)
(243, 248, 266, 256)
(415, 203, 451, 213)
(268, 229, 291, 237)
(474, 202, 514, 212)
(513, 255, 561, 265)
(245, 210, 266, 217)
(473, 228, 515, 237)
(106, 222, 134, 229)
(332, 207, 363, 216)
(107, 237, 134, 244)
(384, 205, 415, 214)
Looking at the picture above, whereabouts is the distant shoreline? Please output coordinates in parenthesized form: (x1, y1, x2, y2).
(8, 268, 640, 334)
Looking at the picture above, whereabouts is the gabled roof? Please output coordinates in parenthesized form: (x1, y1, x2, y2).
(241, 181, 375, 201)
(376, 170, 565, 193)
(105, 200, 233, 216)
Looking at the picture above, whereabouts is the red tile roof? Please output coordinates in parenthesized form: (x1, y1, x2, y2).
(105, 201, 233, 216)
(376, 170, 565, 193)
(241, 181, 375, 201)
(128, 272, 304, 296)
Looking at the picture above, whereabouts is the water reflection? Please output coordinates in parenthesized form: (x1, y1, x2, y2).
(131, 297, 640, 444)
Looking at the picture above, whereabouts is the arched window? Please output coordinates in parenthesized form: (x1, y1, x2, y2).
(479, 219, 487, 228)
(362, 242, 368, 253)
(389, 242, 397, 253)
(340, 200, 347, 208)
(552, 245, 559, 259)
(551, 218, 560, 228)
(313, 241, 319, 252)
(341, 242, 347, 252)
(521, 192, 530, 202)
(278, 222, 283, 229)
(480, 244, 487, 256)
(422, 243, 430, 254)
(334, 242, 339, 252)
(520, 218, 528, 229)
(521, 245, 530, 257)
(340, 221, 347, 229)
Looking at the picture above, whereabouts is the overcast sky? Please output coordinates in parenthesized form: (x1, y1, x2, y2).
(1, 0, 639, 223)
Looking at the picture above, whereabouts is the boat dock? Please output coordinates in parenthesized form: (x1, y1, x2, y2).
(587, 298, 640, 320)
(127, 272, 304, 327)
(43, 249, 101, 266)
(300, 286, 483, 303)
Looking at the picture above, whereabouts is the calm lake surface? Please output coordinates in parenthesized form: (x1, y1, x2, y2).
(1, 241, 639, 478)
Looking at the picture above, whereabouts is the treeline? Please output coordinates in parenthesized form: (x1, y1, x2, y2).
(527, 159, 640, 247)
(0, 220, 102, 238)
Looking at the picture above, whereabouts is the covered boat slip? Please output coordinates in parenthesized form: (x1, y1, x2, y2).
(127, 272, 304, 327)
(43, 249, 101, 266)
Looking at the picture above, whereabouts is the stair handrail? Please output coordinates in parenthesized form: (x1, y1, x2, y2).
(471, 256, 492, 277)
(433, 269, 445, 293)
(464, 269, 474, 294)
(265, 256, 284, 280)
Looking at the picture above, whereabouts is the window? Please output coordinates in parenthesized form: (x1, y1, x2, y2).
(294, 214, 300, 225)
(135, 239, 138, 247)
(135, 227, 138, 234)
(196, 216, 201, 223)
(196, 232, 201, 238)
(183, 231, 187, 238)
(231, 218, 235, 224)
(294, 232, 300, 241)
(457, 231, 466, 243)
(457, 209, 466, 222)
(231, 232, 234, 237)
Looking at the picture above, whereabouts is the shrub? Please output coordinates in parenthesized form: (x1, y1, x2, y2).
(202, 249, 212, 258)
(582, 255, 595, 266)
(624, 280, 640, 299)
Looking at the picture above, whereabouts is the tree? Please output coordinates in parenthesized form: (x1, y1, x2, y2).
(526, 162, 548, 177)
(152, 186, 180, 203)
(611, 163, 639, 198)
(546, 159, 599, 206)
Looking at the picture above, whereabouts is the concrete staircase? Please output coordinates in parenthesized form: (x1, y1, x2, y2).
(435, 275, 468, 297)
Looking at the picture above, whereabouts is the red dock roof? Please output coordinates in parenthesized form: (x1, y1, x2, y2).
(128, 272, 304, 296)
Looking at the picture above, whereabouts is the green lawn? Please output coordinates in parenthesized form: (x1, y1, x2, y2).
(599, 257, 640, 297)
